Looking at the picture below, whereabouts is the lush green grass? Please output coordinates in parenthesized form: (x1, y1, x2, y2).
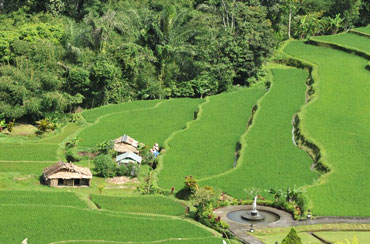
(91, 194, 186, 216)
(253, 232, 321, 244)
(158, 88, 265, 190)
(314, 231, 370, 243)
(82, 99, 160, 123)
(312, 32, 370, 53)
(53, 237, 238, 244)
(0, 190, 87, 208)
(284, 41, 370, 216)
(0, 161, 53, 174)
(41, 123, 81, 143)
(355, 25, 370, 34)
(0, 143, 58, 161)
(0, 205, 217, 244)
(78, 98, 203, 147)
(200, 68, 317, 198)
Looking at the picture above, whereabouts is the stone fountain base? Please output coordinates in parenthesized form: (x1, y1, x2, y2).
(241, 211, 265, 221)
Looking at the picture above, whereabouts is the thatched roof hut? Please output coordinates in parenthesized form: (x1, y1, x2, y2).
(43, 162, 92, 187)
(113, 134, 139, 154)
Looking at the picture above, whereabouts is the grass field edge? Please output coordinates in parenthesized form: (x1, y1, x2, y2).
(197, 89, 268, 183)
(349, 29, 370, 38)
(154, 98, 209, 189)
(307, 36, 370, 60)
(279, 41, 336, 210)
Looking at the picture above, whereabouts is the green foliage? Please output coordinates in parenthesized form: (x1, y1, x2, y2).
(282, 228, 302, 244)
(116, 163, 139, 178)
(138, 169, 156, 195)
(36, 118, 54, 133)
(93, 154, 116, 178)
(6, 119, 15, 132)
(96, 140, 114, 155)
(184, 176, 198, 193)
(91, 194, 185, 216)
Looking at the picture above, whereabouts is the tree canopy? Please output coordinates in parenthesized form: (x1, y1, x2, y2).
(0, 0, 368, 122)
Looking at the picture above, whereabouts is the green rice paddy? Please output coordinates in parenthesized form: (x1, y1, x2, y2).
(91, 194, 186, 216)
(200, 68, 317, 198)
(0, 205, 218, 244)
(78, 98, 203, 147)
(311, 32, 370, 54)
(354, 25, 370, 34)
(158, 88, 265, 190)
(284, 40, 370, 216)
(82, 99, 160, 123)
(314, 231, 370, 243)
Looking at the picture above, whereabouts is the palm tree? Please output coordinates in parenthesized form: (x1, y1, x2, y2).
(146, 5, 199, 96)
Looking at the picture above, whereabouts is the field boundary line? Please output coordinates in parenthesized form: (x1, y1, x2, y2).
(307, 36, 370, 60)
(49, 236, 219, 244)
(197, 87, 268, 182)
(154, 97, 209, 187)
(349, 29, 370, 38)
(83, 100, 166, 124)
(278, 40, 342, 210)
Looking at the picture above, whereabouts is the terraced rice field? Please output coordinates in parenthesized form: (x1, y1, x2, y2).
(78, 98, 203, 147)
(0, 205, 219, 243)
(311, 32, 370, 54)
(0, 123, 82, 161)
(0, 190, 223, 243)
(199, 68, 317, 198)
(158, 88, 265, 190)
(354, 25, 370, 34)
(314, 231, 370, 243)
(82, 99, 160, 123)
(91, 194, 186, 216)
(284, 40, 370, 216)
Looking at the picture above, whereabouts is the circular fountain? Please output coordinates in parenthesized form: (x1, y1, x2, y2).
(241, 196, 265, 221)
(226, 196, 280, 225)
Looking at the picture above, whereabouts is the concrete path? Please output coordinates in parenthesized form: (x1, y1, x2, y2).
(214, 205, 370, 244)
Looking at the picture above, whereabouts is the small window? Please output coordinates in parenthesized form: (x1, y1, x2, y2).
(74, 179, 80, 186)
(58, 179, 64, 186)
(81, 179, 89, 186)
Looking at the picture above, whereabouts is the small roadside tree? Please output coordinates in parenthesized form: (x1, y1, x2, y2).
(282, 228, 302, 244)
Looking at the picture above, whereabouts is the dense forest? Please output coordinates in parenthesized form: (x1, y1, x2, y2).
(0, 0, 369, 122)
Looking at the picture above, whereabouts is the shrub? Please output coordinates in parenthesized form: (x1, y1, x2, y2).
(282, 228, 302, 244)
(94, 155, 116, 178)
(65, 148, 81, 162)
(184, 176, 198, 193)
(96, 140, 114, 155)
(36, 118, 55, 133)
(7, 119, 15, 132)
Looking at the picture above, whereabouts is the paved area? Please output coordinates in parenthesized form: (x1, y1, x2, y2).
(214, 205, 370, 244)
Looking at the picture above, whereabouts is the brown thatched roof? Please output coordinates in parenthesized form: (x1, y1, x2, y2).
(113, 143, 139, 154)
(43, 162, 92, 180)
(113, 134, 139, 148)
